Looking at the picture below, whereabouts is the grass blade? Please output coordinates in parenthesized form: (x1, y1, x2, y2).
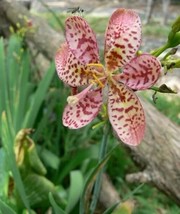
(23, 63, 55, 127)
(103, 203, 119, 214)
(0, 38, 6, 115)
(1, 112, 30, 211)
(79, 145, 118, 214)
(14, 50, 31, 131)
(49, 192, 66, 214)
(66, 170, 84, 213)
(0, 199, 16, 214)
(6, 36, 22, 124)
(0, 149, 9, 198)
(58, 145, 99, 182)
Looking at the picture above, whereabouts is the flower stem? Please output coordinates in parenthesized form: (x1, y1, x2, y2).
(90, 123, 111, 214)
(151, 43, 170, 57)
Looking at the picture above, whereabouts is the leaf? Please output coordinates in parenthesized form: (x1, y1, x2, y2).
(23, 63, 55, 128)
(0, 148, 9, 198)
(103, 203, 119, 214)
(1, 112, 30, 211)
(0, 38, 6, 116)
(49, 192, 66, 214)
(158, 84, 177, 94)
(0, 198, 16, 214)
(38, 147, 60, 170)
(123, 183, 144, 201)
(58, 145, 99, 182)
(79, 145, 118, 214)
(14, 129, 47, 175)
(112, 200, 135, 214)
(66, 170, 84, 213)
(6, 36, 23, 125)
(23, 173, 55, 207)
(28, 140, 47, 175)
(22, 209, 36, 214)
(14, 50, 31, 131)
(151, 84, 177, 104)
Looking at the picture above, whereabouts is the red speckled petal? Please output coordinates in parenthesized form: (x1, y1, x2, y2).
(116, 54, 162, 90)
(108, 80, 145, 146)
(65, 16, 99, 64)
(104, 8, 141, 71)
(55, 43, 89, 87)
(63, 89, 103, 129)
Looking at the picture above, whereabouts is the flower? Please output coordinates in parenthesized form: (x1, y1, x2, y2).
(55, 8, 161, 146)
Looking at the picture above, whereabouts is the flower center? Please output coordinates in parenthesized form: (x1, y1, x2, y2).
(86, 63, 106, 88)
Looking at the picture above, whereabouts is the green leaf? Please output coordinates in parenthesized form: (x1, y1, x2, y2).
(23, 173, 55, 207)
(38, 147, 60, 170)
(22, 209, 36, 214)
(49, 192, 66, 214)
(158, 84, 177, 94)
(1, 112, 30, 211)
(66, 170, 84, 213)
(0, 149, 9, 197)
(28, 141, 47, 175)
(14, 50, 31, 131)
(23, 63, 55, 128)
(150, 84, 177, 94)
(58, 145, 99, 182)
(0, 38, 6, 116)
(6, 36, 23, 126)
(0, 199, 16, 214)
(80, 145, 118, 214)
(103, 203, 119, 214)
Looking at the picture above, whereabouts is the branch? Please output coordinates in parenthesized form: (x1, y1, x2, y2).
(126, 97, 180, 205)
(0, 0, 64, 60)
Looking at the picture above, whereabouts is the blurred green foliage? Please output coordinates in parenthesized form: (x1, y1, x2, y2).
(142, 91, 180, 125)
(142, 23, 170, 37)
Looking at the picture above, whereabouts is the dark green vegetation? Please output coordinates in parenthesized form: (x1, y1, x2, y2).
(0, 12, 179, 214)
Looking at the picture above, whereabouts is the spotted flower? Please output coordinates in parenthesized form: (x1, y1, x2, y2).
(55, 8, 161, 146)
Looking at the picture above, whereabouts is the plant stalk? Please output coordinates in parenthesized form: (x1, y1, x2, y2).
(151, 43, 169, 57)
(90, 123, 111, 214)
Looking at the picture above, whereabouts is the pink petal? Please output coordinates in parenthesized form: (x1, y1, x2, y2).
(55, 43, 89, 87)
(65, 16, 99, 64)
(67, 84, 93, 105)
(63, 89, 103, 129)
(108, 80, 145, 146)
(104, 8, 141, 71)
(116, 54, 162, 90)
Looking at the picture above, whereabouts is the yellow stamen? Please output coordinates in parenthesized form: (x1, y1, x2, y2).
(92, 74, 104, 88)
(87, 63, 105, 75)
(87, 63, 104, 68)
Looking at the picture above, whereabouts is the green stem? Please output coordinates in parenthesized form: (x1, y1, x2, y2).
(151, 43, 169, 57)
(149, 86, 160, 92)
(161, 47, 178, 61)
(90, 123, 111, 214)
